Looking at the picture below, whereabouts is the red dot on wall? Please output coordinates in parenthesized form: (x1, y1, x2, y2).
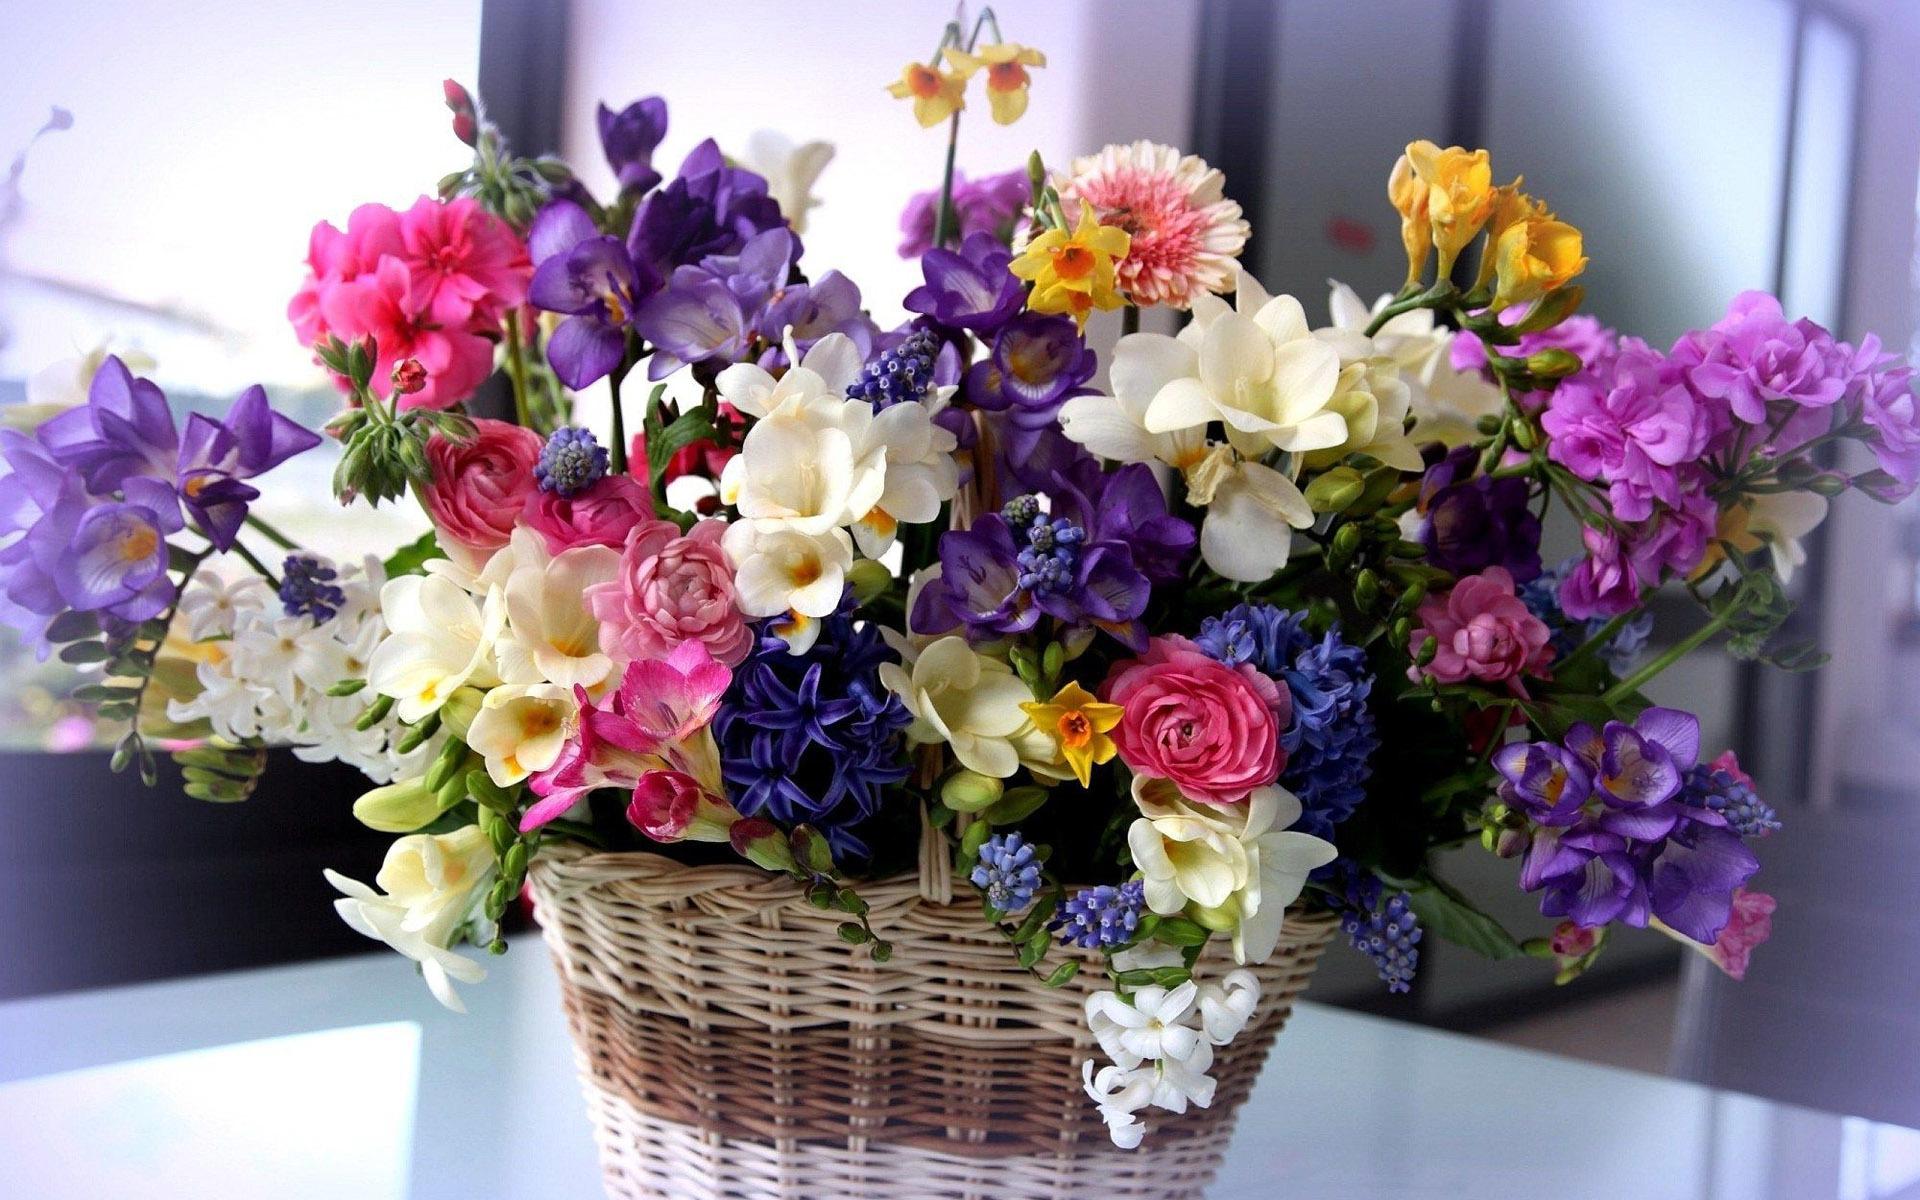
(1325, 216, 1376, 255)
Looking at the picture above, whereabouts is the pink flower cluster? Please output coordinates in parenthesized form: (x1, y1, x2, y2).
(289, 196, 530, 410)
(1407, 567, 1553, 696)
(897, 169, 1029, 258)
(1103, 635, 1288, 807)
(588, 520, 752, 667)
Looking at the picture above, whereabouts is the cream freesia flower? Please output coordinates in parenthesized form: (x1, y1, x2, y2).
(365, 573, 506, 723)
(494, 531, 622, 691)
(466, 682, 576, 786)
(722, 523, 854, 621)
(878, 635, 1035, 778)
(1325, 281, 1502, 445)
(1184, 449, 1316, 583)
(325, 825, 495, 1012)
(1140, 268, 1344, 457)
(1306, 331, 1425, 472)
(1128, 777, 1337, 964)
(742, 130, 833, 235)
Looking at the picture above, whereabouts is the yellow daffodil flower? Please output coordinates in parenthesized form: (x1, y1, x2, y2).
(887, 61, 967, 128)
(1491, 213, 1588, 310)
(1404, 140, 1495, 276)
(1386, 153, 1431, 286)
(1020, 681, 1123, 787)
(1011, 209, 1132, 329)
(945, 41, 1047, 125)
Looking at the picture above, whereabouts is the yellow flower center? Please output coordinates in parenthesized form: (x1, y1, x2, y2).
(789, 556, 823, 588)
(120, 525, 158, 563)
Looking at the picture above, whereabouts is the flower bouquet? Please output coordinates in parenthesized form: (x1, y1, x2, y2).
(8, 9, 1917, 1198)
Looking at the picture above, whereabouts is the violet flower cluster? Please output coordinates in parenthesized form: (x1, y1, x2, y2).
(1, 357, 317, 649)
(1495, 707, 1767, 943)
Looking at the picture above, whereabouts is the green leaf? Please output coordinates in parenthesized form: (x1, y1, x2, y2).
(1406, 876, 1523, 960)
(59, 640, 112, 665)
(645, 404, 715, 486)
(984, 786, 1048, 826)
(383, 531, 446, 578)
(1151, 917, 1212, 948)
(44, 610, 100, 644)
(1042, 960, 1080, 988)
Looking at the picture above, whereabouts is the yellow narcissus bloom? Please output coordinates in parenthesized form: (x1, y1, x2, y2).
(887, 61, 967, 128)
(1404, 140, 1495, 275)
(1020, 681, 1123, 787)
(1492, 214, 1588, 310)
(1386, 153, 1431, 285)
(1011, 209, 1132, 329)
(945, 41, 1046, 124)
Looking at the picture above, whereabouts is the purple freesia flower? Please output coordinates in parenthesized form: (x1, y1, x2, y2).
(528, 200, 656, 388)
(176, 384, 323, 550)
(1048, 458, 1194, 587)
(965, 313, 1097, 462)
(911, 515, 1035, 641)
(757, 270, 877, 365)
(633, 227, 795, 379)
(898, 169, 1028, 258)
(36, 355, 178, 492)
(1493, 739, 1592, 827)
(629, 140, 787, 278)
(905, 232, 1026, 334)
(1645, 823, 1760, 943)
(49, 478, 183, 621)
(1415, 444, 1542, 582)
(597, 97, 668, 195)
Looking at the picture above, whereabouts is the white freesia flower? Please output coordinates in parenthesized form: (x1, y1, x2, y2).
(325, 825, 495, 1012)
(466, 682, 576, 786)
(743, 130, 834, 235)
(1128, 777, 1337, 964)
(1737, 490, 1828, 582)
(878, 635, 1035, 778)
(366, 574, 506, 724)
(723, 523, 854, 621)
(494, 531, 621, 691)
(1326, 281, 1502, 445)
(1139, 269, 1345, 456)
(1062, 327, 1314, 583)
(1308, 329, 1425, 472)
(852, 400, 959, 557)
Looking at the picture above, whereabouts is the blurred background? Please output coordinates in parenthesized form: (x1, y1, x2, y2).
(2, 0, 1918, 1133)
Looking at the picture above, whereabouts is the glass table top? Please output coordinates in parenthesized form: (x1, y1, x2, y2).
(2, 945, 1914, 1199)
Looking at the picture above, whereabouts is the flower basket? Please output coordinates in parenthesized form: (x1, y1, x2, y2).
(529, 840, 1336, 1200)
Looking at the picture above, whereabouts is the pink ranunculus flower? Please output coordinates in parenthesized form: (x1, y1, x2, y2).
(419, 418, 543, 570)
(1409, 566, 1553, 696)
(523, 472, 670, 555)
(587, 519, 752, 668)
(1102, 635, 1288, 807)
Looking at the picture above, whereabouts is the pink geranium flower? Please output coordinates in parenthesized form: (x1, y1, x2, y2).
(396, 195, 530, 325)
(1102, 634, 1287, 806)
(315, 257, 497, 410)
(1408, 566, 1553, 696)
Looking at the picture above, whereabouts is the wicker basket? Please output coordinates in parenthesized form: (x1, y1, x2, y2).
(528, 827, 1337, 1200)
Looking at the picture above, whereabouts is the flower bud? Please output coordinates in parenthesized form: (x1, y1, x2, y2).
(1808, 473, 1850, 497)
(1189, 897, 1242, 932)
(353, 775, 448, 833)
(846, 557, 893, 604)
(1305, 466, 1366, 514)
(438, 686, 484, 741)
(1524, 348, 1582, 379)
(391, 358, 428, 396)
(628, 770, 738, 843)
(443, 78, 479, 147)
(1495, 826, 1528, 858)
(1353, 568, 1381, 612)
(730, 818, 797, 872)
(941, 769, 1004, 813)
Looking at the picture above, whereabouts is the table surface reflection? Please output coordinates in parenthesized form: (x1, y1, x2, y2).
(1, 946, 1913, 1199)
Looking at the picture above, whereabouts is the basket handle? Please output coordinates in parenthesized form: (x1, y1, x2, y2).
(916, 802, 953, 905)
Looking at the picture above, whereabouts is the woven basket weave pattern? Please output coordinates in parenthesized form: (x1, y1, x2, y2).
(531, 846, 1336, 1199)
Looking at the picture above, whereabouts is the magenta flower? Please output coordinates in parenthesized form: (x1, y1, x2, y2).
(1407, 567, 1554, 696)
(1671, 290, 1848, 425)
(1103, 634, 1288, 806)
(1687, 887, 1775, 981)
(1542, 341, 1715, 522)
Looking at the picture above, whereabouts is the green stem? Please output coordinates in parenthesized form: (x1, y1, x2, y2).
(1602, 609, 1734, 703)
(503, 309, 533, 429)
(228, 538, 281, 589)
(932, 107, 963, 250)
(1365, 283, 1455, 338)
(1558, 609, 1636, 675)
(243, 513, 301, 552)
(608, 355, 632, 476)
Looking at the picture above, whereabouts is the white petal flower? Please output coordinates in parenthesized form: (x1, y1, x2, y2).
(877, 635, 1034, 778)
(1059, 334, 1208, 469)
(325, 825, 494, 1012)
(851, 401, 959, 558)
(366, 574, 506, 724)
(1325, 281, 1503, 445)
(1081, 1061, 1152, 1149)
(1230, 785, 1340, 965)
(466, 682, 576, 786)
(1127, 776, 1252, 915)
(1186, 453, 1315, 583)
(743, 130, 834, 235)
(1196, 969, 1262, 1045)
(1740, 490, 1829, 582)
(723, 523, 854, 620)
(499, 540, 621, 691)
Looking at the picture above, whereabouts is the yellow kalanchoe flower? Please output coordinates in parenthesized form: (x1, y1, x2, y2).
(887, 61, 967, 128)
(945, 41, 1046, 125)
(1011, 208, 1132, 329)
(1491, 212, 1588, 310)
(1020, 681, 1123, 788)
(1404, 140, 1495, 276)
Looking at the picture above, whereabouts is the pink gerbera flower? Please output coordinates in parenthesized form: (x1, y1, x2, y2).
(1058, 141, 1249, 310)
